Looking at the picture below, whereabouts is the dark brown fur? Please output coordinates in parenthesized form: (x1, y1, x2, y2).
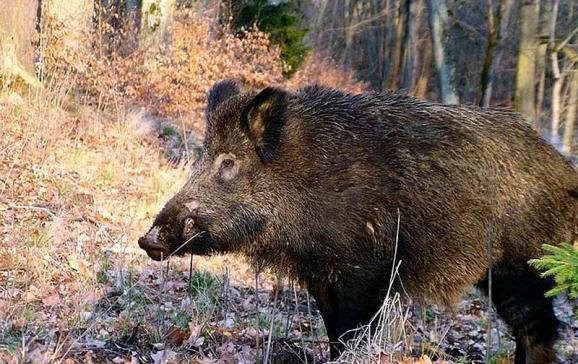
(139, 80, 578, 363)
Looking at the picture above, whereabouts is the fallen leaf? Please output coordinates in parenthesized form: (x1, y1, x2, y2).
(68, 256, 93, 278)
(185, 323, 202, 346)
(379, 352, 391, 364)
(193, 336, 205, 347)
(419, 355, 433, 364)
(27, 346, 50, 364)
(165, 325, 189, 347)
(85, 338, 106, 348)
(42, 293, 60, 306)
(151, 349, 177, 364)
(95, 206, 113, 222)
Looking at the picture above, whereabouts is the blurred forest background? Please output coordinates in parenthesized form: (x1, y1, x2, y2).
(1, 0, 578, 363)
(2, 0, 577, 150)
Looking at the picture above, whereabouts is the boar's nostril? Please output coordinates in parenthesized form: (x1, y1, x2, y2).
(139, 235, 156, 249)
(138, 236, 148, 249)
(185, 200, 200, 216)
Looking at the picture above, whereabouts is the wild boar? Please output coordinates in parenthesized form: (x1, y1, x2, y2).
(139, 79, 578, 363)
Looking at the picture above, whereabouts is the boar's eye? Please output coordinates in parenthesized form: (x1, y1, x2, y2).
(222, 158, 235, 169)
(216, 153, 240, 181)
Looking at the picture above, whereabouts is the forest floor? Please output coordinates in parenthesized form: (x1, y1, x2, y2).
(1, 93, 577, 364)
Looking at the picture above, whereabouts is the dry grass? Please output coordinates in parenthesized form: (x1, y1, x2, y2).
(0, 83, 173, 356)
(0, 84, 300, 362)
(1, 8, 292, 361)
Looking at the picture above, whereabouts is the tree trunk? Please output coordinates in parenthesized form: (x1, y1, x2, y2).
(0, 0, 40, 87)
(378, 0, 391, 89)
(514, 0, 540, 124)
(535, 0, 553, 122)
(125, 0, 142, 51)
(388, 0, 405, 89)
(140, 0, 176, 50)
(414, 33, 432, 99)
(563, 71, 578, 154)
(342, 0, 362, 67)
(45, 0, 93, 47)
(425, 0, 459, 104)
(551, 52, 563, 146)
(480, 0, 513, 107)
(549, 0, 561, 145)
(401, 0, 419, 91)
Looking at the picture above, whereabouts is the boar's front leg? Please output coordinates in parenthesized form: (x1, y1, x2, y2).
(306, 281, 342, 358)
(307, 272, 387, 360)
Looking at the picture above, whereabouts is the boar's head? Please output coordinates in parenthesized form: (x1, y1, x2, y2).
(138, 79, 300, 261)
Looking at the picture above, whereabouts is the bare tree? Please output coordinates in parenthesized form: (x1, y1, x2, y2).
(401, 0, 419, 91)
(0, 0, 40, 87)
(377, 0, 392, 89)
(480, 0, 513, 107)
(425, 0, 459, 104)
(388, 0, 406, 89)
(342, 0, 363, 66)
(550, 0, 562, 144)
(414, 32, 432, 98)
(514, 0, 540, 123)
(551, 25, 578, 146)
(563, 70, 578, 153)
(535, 0, 553, 121)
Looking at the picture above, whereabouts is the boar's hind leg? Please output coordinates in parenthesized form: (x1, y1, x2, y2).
(477, 267, 560, 364)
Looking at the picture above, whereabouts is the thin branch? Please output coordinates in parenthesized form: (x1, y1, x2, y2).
(554, 25, 578, 51)
(6, 204, 57, 218)
(485, 214, 494, 364)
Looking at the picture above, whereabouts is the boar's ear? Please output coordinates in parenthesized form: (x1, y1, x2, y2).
(206, 79, 242, 120)
(241, 87, 289, 164)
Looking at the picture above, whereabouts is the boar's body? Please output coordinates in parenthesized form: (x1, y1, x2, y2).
(140, 83, 578, 363)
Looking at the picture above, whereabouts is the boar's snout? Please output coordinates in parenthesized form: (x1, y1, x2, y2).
(138, 198, 215, 260)
(138, 226, 171, 261)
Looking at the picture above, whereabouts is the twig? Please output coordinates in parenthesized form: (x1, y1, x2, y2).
(486, 214, 494, 364)
(6, 204, 57, 218)
(554, 26, 578, 52)
(293, 285, 308, 364)
(264, 276, 281, 364)
(161, 231, 205, 261)
(276, 337, 333, 345)
(255, 269, 261, 362)
(188, 254, 194, 295)
(284, 281, 294, 338)
(155, 253, 169, 341)
(306, 291, 319, 364)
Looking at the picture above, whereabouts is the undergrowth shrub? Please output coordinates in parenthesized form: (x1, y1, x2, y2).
(40, 4, 365, 135)
(229, 0, 309, 75)
(41, 6, 286, 130)
(529, 243, 578, 299)
(287, 52, 368, 94)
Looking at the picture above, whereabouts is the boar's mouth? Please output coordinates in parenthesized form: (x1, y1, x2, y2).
(138, 220, 221, 261)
